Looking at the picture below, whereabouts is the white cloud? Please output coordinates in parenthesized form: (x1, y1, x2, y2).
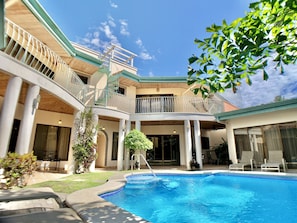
(139, 52, 153, 60)
(107, 15, 116, 27)
(135, 38, 154, 60)
(109, 0, 118, 8)
(119, 19, 130, 36)
(90, 38, 100, 47)
(222, 63, 297, 108)
(148, 71, 154, 77)
(136, 38, 143, 47)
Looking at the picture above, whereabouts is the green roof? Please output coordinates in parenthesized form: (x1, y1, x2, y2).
(115, 70, 188, 83)
(215, 98, 297, 121)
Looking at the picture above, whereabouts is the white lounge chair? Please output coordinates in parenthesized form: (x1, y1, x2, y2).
(229, 151, 254, 171)
(261, 150, 286, 172)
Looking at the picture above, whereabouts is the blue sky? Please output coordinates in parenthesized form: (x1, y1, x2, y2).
(38, 0, 297, 108)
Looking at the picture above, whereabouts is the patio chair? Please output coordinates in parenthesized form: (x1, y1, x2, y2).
(209, 150, 219, 165)
(229, 151, 254, 171)
(261, 150, 286, 172)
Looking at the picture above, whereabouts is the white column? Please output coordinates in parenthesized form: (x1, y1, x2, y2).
(124, 121, 131, 170)
(89, 113, 99, 172)
(193, 120, 203, 169)
(67, 110, 81, 174)
(0, 77, 22, 157)
(226, 122, 237, 164)
(15, 85, 40, 155)
(184, 120, 192, 170)
(117, 119, 125, 170)
(135, 120, 141, 130)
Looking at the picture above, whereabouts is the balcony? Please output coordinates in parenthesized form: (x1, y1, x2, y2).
(2, 18, 85, 102)
(92, 90, 224, 114)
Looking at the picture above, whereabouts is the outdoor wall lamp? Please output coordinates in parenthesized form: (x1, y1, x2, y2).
(32, 94, 40, 114)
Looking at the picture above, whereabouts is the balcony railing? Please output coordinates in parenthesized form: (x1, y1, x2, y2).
(135, 96, 224, 114)
(3, 18, 85, 102)
(90, 90, 224, 114)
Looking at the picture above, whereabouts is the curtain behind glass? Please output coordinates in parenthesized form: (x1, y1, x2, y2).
(57, 127, 71, 160)
(234, 128, 251, 159)
(280, 123, 297, 162)
(33, 124, 71, 161)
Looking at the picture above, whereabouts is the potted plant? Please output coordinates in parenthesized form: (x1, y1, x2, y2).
(124, 129, 153, 170)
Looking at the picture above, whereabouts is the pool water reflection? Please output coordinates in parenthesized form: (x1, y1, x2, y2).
(101, 173, 297, 223)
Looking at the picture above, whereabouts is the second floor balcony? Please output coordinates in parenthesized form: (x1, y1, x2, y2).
(91, 89, 224, 115)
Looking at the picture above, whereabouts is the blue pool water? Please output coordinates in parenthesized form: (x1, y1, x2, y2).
(101, 173, 297, 223)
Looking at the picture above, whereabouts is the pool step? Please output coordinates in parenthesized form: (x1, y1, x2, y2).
(126, 175, 160, 189)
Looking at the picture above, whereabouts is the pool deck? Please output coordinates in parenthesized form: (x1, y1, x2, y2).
(2, 165, 297, 222)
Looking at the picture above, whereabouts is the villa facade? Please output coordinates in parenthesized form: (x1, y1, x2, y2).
(0, 0, 236, 172)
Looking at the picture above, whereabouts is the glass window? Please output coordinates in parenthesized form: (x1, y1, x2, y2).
(111, 132, 119, 160)
(135, 94, 174, 113)
(115, 86, 125, 95)
(33, 124, 71, 161)
(280, 123, 297, 162)
(234, 128, 251, 159)
(234, 122, 297, 166)
(78, 75, 88, 84)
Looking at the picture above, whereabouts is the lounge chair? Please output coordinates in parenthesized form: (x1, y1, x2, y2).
(261, 150, 286, 172)
(229, 151, 254, 171)
(0, 187, 64, 207)
(0, 208, 83, 222)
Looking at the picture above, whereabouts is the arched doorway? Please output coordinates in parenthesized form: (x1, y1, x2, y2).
(96, 130, 107, 167)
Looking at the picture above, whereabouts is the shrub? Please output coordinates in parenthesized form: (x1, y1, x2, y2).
(0, 152, 37, 189)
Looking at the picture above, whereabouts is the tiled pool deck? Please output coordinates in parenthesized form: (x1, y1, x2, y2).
(2, 165, 297, 222)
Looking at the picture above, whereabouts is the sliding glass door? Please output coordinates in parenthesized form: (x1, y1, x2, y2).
(147, 135, 180, 165)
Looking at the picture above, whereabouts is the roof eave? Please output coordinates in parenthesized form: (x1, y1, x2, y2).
(22, 0, 76, 56)
(215, 98, 297, 121)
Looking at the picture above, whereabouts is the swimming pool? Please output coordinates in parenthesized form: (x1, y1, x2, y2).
(101, 173, 297, 223)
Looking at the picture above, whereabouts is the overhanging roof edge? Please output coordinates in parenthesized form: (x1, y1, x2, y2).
(22, 0, 76, 56)
(215, 98, 297, 121)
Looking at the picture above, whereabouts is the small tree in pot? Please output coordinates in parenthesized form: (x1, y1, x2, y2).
(124, 129, 153, 170)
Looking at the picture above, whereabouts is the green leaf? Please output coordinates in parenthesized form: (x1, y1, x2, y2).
(188, 55, 198, 64)
(263, 69, 269, 80)
(245, 77, 252, 85)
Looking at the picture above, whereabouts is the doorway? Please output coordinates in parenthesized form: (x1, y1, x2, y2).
(96, 130, 107, 167)
(8, 119, 20, 153)
(147, 135, 180, 165)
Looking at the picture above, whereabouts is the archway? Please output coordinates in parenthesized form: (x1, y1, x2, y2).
(96, 130, 107, 167)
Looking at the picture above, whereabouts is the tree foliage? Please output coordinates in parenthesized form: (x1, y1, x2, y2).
(188, 0, 297, 97)
(124, 129, 153, 151)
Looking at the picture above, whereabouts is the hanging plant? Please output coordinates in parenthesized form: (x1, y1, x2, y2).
(72, 108, 98, 173)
